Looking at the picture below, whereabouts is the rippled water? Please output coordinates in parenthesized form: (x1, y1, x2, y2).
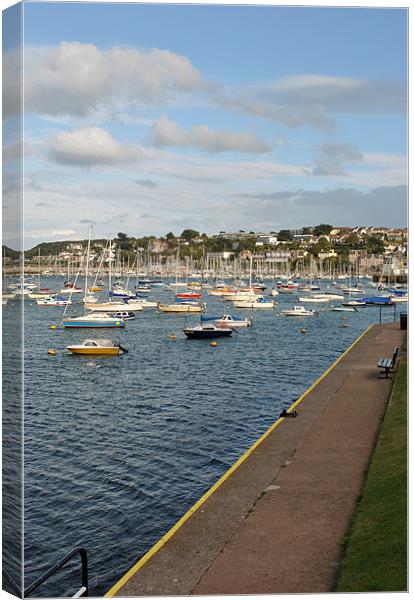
(2, 278, 404, 596)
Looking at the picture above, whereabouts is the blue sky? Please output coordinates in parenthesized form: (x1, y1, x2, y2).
(3, 2, 408, 248)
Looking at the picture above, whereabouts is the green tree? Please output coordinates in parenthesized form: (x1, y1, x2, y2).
(313, 224, 333, 236)
(278, 229, 293, 241)
(117, 232, 128, 240)
(366, 235, 385, 254)
(310, 237, 331, 257)
(181, 229, 200, 241)
(165, 232, 175, 240)
(344, 233, 362, 250)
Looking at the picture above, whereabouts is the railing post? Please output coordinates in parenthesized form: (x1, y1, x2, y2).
(24, 547, 88, 598)
(80, 548, 89, 597)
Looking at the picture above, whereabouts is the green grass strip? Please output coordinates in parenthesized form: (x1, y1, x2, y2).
(336, 359, 407, 592)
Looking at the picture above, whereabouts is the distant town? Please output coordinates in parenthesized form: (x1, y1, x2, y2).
(2, 224, 408, 281)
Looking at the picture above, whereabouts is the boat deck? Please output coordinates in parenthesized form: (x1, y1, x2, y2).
(106, 322, 406, 596)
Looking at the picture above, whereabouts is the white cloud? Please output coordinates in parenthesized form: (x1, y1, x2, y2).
(216, 74, 406, 131)
(311, 142, 363, 176)
(47, 127, 149, 167)
(4, 42, 207, 120)
(150, 114, 270, 153)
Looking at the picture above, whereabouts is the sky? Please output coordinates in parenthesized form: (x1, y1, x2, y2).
(2, 1, 408, 249)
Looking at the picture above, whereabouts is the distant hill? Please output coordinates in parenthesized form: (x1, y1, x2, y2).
(2, 245, 21, 260)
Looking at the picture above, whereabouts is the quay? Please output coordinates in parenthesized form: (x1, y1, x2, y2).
(106, 322, 406, 596)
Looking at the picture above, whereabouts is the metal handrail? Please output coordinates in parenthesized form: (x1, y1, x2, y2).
(24, 547, 88, 598)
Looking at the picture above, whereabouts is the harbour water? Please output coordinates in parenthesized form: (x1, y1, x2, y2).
(2, 278, 405, 596)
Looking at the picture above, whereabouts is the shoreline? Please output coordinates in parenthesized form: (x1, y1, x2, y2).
(106, 322, 404, 596)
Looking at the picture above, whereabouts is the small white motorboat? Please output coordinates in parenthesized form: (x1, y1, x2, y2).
(67, 338, 128, 355)
(132, 299, 158, 308)
(298, 295, 331, 303)
(233, 297, 275, 309)
(59, 287, 83, 294)
(37, 295, 73, 306)
(202, 314, 252, 328)
(158, 302, 205, 313)
(111, 311, 136, 320)
(281, 305, 317, 317)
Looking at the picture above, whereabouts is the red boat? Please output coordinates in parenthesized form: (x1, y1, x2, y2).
(175, 292, 202, 299)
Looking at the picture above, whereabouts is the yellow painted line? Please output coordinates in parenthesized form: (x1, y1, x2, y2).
(105, 323, 375, 597)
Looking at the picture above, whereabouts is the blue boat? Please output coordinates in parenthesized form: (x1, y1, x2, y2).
(361, 296, 394, 306)
(63, 313, 126, 328)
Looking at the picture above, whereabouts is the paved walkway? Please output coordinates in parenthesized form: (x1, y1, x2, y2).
(109, 322, 405, 596)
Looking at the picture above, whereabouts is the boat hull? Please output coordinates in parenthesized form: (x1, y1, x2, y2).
(67, 347, 122, 355)
(158, 304, 204, 313)
(63, 320, 125, 328)
(233, 301, 274, 309)
(183, 329, 232, 339)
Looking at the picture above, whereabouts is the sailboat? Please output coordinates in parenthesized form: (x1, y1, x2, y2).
(84, 238, 143, 312)
(28, 249, 53, 298)
(62, 228, 126, 328)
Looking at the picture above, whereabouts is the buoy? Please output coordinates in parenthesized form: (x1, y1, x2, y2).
(342, 324, 349, 328)
(47, 348, 57, 355)
(300, 328, 307, 334)
(168, 334, 177, 340)
(210, 341, 218, 347)
(341, 316, 348, 320)
(49, 325, 57, 329)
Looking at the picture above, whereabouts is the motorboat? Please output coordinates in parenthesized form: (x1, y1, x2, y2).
(332, 306, 359, 312)
(207, 287, 237, 297)
(83, 294, 99, 304)
(110, 288, 136, 299)
(201, 314, 252, 328)
(277, 282, 299, 294)
(28, 291, 53, 299)
(342, 287, 365, 295)
(37, 295, 73, 306)
(224, 289, 263, 302)
(317, 293, 344, 300)
(342, 300, 366, 307)
(136, 285, 152, 294)
(183, 323, 233, 339)
(158, 302, 205, 313)
(233, 297, 275, 309)
(175, 292, 202, 300)
(127, 298, 158, 309)
(281, 305, 317, 317)
(111, 311, 136, 320)
(59, 287, 83, 294)
(62, 313, 126, 328)
(362, 296, 395, 306)
(66, 338, 128, 355)
(298, 294, 332, 303)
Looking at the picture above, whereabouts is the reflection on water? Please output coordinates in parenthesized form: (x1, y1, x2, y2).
(2, 277, 403, 596)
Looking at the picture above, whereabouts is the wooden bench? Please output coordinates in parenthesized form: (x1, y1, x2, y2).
(377, 346, 399, 378)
